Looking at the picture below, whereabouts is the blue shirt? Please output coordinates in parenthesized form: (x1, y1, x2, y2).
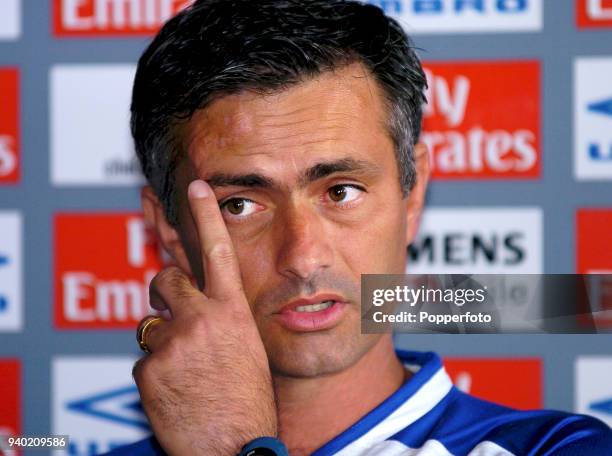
(104, 351, 612, 455)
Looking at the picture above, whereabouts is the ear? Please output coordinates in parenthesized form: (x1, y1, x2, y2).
(141, 185, 194, 276)
(405, 142, 430, 245)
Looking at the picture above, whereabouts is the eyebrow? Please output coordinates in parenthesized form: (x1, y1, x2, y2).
(207, 173, 273, 188)
(205, 158, 381, 190)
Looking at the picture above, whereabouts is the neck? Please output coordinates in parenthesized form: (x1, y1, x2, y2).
(273, 336, 408, 456)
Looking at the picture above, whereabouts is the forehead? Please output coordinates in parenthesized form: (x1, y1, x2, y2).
(183, 62, 393, 179)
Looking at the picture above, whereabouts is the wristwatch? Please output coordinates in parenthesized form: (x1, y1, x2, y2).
(238, 437, 289, 456)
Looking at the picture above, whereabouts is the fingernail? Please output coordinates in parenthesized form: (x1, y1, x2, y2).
(188, 179, 211, 199)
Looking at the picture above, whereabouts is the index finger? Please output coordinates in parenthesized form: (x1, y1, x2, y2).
(187, 179, 244, 301)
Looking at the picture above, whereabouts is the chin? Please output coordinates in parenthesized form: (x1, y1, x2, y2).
(265, 328, 380, 378)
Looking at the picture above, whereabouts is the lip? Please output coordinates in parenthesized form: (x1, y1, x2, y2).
(274, 293, 349, 332)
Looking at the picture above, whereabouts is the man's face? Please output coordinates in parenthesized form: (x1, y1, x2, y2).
(167, 63, 421, 377)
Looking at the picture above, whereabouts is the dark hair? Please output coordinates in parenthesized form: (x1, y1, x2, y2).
(131, 0, 427, 225)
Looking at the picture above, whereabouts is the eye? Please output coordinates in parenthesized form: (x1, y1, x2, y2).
(220, 198, 261, 218)
(327, 184, 364, 204)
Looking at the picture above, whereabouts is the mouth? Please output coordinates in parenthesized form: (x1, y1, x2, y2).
(294, 299, 334, 313)
(274, 294, 349, 332)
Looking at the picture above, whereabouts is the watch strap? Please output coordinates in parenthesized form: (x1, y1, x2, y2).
(239, 436, 289, 456)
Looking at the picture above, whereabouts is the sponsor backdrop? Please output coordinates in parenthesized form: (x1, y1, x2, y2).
(0, 0, 611, 453)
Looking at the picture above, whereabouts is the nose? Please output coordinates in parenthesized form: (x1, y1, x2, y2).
(275, 204, 333, 280)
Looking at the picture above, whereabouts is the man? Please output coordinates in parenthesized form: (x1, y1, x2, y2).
(108, 1, 612, 455)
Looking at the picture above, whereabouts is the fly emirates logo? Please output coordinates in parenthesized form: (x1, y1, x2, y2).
(53, 0, 192, 36)
(0, 68, 19, 184)
(421, 61, 541, 179)
(55, 213, 163, 329)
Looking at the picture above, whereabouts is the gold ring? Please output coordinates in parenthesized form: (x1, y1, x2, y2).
(137, 316, 163, 354)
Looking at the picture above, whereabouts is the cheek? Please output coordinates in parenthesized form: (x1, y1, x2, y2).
(337, 198, 408, 274)
(232, 237, 275, 306)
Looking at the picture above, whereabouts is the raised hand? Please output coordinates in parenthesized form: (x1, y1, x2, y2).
(133, 179, 277, 456)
